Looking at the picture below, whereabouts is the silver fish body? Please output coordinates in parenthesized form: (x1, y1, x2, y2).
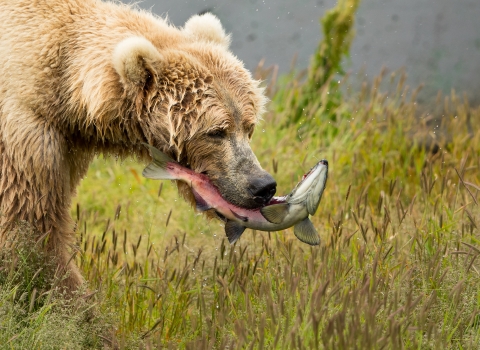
(142, 144, 328, 245)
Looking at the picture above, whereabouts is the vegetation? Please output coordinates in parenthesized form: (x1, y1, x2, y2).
(276, 0, 360, 126)
(2, 2, 480, 349)
(2, 68, 480, 348)
(0, 224, 113, 349)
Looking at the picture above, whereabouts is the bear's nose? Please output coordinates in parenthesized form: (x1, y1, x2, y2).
(248, 174, 277, 205)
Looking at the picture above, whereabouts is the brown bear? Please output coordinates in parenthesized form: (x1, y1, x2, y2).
(0, 0, 276, 291)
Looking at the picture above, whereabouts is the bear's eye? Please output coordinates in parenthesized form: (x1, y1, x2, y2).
(207, 129, 227, 139)
(246, 125, 255, 139)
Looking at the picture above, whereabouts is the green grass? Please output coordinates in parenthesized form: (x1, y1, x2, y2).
(1, 70, 480, 349)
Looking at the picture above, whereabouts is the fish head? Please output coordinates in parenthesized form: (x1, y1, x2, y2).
(289, 160, 328, 215)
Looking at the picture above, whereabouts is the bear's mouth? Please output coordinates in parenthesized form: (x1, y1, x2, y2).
(182, 163, 273, 211)
(185, 162, 206, 175)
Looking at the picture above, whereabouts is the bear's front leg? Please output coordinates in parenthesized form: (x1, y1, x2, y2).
(0, 115, 85, 293)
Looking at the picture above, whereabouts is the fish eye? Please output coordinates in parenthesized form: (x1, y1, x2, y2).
(207, 129, 227, 139)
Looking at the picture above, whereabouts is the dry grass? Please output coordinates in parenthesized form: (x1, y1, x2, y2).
(1, 35, 480, 349)
(63, 71, 480, 348)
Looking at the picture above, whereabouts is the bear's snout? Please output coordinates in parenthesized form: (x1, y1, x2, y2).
(248, 173, 277, 205)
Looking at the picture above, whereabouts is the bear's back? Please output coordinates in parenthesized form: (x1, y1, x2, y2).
(0, 0, 180, 123)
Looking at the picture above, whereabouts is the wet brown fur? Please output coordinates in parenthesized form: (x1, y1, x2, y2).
(0, 0, 268, 291)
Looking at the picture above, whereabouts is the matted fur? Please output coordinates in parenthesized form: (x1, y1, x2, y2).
(0, 0, 269, 291)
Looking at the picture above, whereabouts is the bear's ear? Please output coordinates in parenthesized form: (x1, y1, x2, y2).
(183, 13, 231, 48)
(113, 36, 162, 88)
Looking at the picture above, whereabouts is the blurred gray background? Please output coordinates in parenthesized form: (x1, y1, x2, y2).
(123, 0, 480, 104)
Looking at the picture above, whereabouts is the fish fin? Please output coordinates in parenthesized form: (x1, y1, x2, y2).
(143, 143, 176, 165)
(142, 143, 177, 180)
(224, 220, 246, 244)
(260, 203, 289, 224)
(191, 187, 211, 211)
(294, 218, 320, 246)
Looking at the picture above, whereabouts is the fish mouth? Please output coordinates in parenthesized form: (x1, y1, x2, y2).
(301, 160, 328, 181)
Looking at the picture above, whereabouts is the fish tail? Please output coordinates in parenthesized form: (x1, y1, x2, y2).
(142, 143, 177, 180)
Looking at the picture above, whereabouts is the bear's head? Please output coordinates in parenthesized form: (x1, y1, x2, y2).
(112, 13, 276, 210)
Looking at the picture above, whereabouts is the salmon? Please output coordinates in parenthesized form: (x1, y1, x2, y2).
(142, 144, 328, 245)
